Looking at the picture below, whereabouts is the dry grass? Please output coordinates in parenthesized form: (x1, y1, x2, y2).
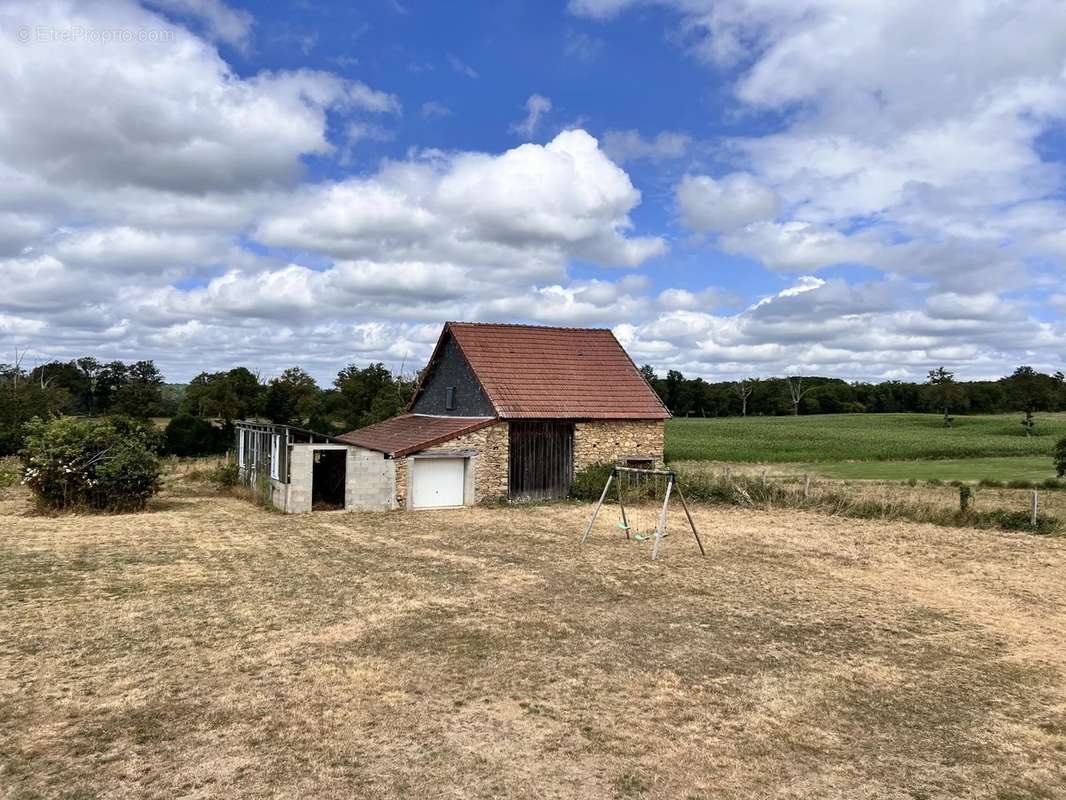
(676, 460, 1066, 530)
(3, 478, 1066, 799)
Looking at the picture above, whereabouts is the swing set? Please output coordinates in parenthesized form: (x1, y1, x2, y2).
(579, 465, 705, 561)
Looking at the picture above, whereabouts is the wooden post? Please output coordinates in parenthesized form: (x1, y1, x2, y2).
(1031, 490, 1039, 527)
(761, 468, 767, 482)
(674, 480, 705, 556)
(581, 471, 614, 545)
(803, 474, 811, 499)
(651, 475, 673, 561)
(725, 466, 732, 480)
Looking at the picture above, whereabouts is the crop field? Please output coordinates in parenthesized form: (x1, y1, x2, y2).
(4, 475, 1066, 798)
(666, 413, 1066, 482)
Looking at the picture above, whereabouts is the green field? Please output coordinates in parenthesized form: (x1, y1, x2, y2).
(666, 413, 1066, 481)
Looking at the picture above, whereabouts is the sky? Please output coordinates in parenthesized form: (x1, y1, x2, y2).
(1, 0, 1064, 384)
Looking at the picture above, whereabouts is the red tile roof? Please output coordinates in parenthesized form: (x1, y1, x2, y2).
(441, 322, 670, 420)
(336, 414, 495, 458)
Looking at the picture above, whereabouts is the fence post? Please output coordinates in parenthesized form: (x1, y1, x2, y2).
(725, 465, 732, 480)
(1031, 490, 1039, 527)
(761, 468, 767, 483)
(803, 474, 811, 499)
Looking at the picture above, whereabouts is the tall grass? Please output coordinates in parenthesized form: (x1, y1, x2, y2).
(676, 471, 1061, 536)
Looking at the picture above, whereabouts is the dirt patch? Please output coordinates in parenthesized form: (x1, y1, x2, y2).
(2, 484, 1066, 798)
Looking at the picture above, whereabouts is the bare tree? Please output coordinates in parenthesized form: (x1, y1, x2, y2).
(731, 378, 756, 417)
(786, 376, 813, 416)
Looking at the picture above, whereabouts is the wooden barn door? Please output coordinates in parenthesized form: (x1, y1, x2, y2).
(508, 421, 574, 501)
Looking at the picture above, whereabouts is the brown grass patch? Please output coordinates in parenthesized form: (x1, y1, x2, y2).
(2, 484, 1066, 798)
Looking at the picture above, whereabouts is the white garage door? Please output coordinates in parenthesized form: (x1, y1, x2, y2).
(411, 458, 466, 509)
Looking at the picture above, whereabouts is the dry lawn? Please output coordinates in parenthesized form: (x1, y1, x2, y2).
(2, 479, 1066, 799)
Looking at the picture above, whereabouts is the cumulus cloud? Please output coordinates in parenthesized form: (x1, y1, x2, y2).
(0, 1, 672, 380)
(578, 2, 1066, 292)
(2, 0, 1063, 384)
(0, 2, 398, 197)
(146, 0, 253, 49)
(256, 129, 667, 271)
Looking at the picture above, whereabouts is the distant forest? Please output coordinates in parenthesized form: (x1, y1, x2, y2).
(1, 353, 1064, 455)
(0, 356, 414, 455)
(639, 365, 1066, 418)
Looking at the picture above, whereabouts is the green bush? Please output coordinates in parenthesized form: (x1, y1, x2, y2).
(570, 463, 616, 502)
(1055, 437, 1066, 478)
(21, 416, 162, 512)
(212, 461, 240, 487)
(162, 415, 232, 457)
(0, 457, 19, 488)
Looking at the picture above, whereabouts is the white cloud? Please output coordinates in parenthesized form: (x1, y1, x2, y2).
(2, 0, 1063, 384)
(676, 173, 780, 233)
(511, 94, 553, 139)
(256, 129, 667, 271)
(0, 2, 398, 196)
(446, 53, 479, 79)
(602, 130, 690, 163)
(420, 100, 453, 118)
(577, 0, 1066, 307)
(146, 0, 253, 50)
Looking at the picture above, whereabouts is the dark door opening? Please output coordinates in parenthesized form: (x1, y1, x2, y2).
(508, 421, 574, 501)
(312, 449, 346, 510)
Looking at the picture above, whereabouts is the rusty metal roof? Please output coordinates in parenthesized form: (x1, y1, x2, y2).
(336, 414, 496, 458)
(440, 322, 670, 419)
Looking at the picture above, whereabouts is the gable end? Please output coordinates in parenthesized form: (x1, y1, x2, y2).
(410, 333, 495, 417)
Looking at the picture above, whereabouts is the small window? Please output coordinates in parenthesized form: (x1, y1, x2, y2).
(445, 386, 456, 411)
(625, 458, 654, 470)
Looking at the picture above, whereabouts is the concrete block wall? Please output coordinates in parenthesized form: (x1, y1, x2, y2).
(282, 444, 396, 513)
(573, 420, 665, 473)
(286, 445, 315, 513)
(346, 447, 396, 511)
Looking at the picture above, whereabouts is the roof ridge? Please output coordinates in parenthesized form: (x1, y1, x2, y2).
(447, 320, 612, 333)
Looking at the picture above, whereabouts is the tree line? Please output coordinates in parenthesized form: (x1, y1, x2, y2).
(0, 354, 416, 456)
(640, 365, 1066, 421)
(4, 352, 1064, 457)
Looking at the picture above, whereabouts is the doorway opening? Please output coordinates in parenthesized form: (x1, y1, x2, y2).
(312, 449, 346, 510)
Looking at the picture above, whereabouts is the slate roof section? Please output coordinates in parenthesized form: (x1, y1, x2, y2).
(443, 322, 670, 420)
(336, 414, 496, 458)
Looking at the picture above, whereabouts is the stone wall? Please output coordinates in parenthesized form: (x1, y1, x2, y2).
(393, 421, 509, 507)
(573, 420, 665, 473)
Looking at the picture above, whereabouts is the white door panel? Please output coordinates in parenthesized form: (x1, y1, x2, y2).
(411, 458, 465, 508)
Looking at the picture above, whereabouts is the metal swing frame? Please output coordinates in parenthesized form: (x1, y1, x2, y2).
(579, 466, 705, 561)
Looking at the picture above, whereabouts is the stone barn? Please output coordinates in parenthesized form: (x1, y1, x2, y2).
(338, 321, 670, 509)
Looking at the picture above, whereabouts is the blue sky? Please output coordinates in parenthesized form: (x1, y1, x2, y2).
(0, 0, 1063, 383)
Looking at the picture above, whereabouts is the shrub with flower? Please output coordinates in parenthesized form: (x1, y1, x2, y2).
(21, 416, 162, 512)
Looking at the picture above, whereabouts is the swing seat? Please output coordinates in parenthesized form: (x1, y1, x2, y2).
(633, 531, 668, 542)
